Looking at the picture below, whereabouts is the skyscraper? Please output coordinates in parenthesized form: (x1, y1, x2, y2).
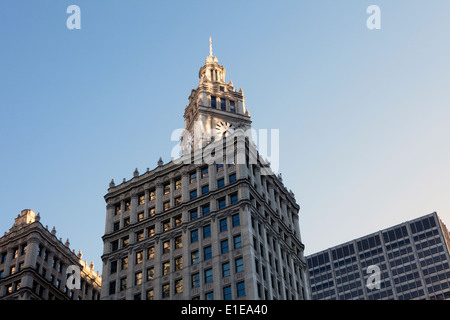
(100, 39, 309, 300)
(307, 212, 450, 300)
(0, 209, 101, 300)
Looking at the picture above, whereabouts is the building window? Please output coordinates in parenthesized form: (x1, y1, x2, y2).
(148, 225, 155, 237)
(163, 201, 170, 211)
(113, 222, 120, 231)
(164, 183, 170, 195)
(163, 241, 171, 254)
(175, 179, 182, 190)
(222, 262, 231, 277)
(211, 96, 217, 109)
(205, 291, 214, 300)
(175, 236, 183, 249)
(202, 205, 210, 216)
(190, 172, 197, 184)
(232, 213, 240, 227)
(229, 173, 237, 183)
(124, 217, 130, 227)
(109, 281, 116, 295)
(230, 193, 238, 205)
(235, 257, 244, 273)
(162, 283, 170, 298)
(230, 101, 235, 113)
(149, 190, 156, 201)
(21, 244, 27, 256)
(147, 267, 154, 281)
(233, 235, 242, 249)
(175, 215, 182, 226)
(204, 246, 212, 260)
(163, 262, 170, 275)
(148, 247, 155, 260)
(175, 257, 183, 271)
(190, 209, 198, 220)
(175, 197, 182, 206)
(192, 273, 200, 288)
(149, 207, 155, 217)
(237, 281, 246, 297)
(220, 98, 226, 111)
(191, 230, 199, 243)
(221, 239, 229, 254)
(191, 251, 199, 265)
(120, 278, 127, 292)
(201, 167, 209, 178)
(136, 230, 144, 242)
(122, 236, 129, 247)
(218, 198, 226, 209)
(136, 251, 143, 264)
(135, 272, 143, 286)
(146, 289, 154, 300)
(175, 279, 183, 294)
(217, 178, 225, 189)
(220, 218, 228, 232)
(202, 185, 209, 195)
(223, 285, 232, 300)
(111, 241, 119, 252)
(190, 190, 197, 200)
(163, 220, 171, 232)
(115, 204, 121, 215)
(110, 261, 117, 274)
(205, 268, 213, 283)
(203, 225, 211, 239)
(139, 194, 145, 205)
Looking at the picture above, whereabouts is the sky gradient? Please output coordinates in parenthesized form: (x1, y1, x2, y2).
(1, 1, 450, 272)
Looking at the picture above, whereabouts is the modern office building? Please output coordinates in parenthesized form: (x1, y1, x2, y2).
(100, 39, 309, 300)
(0, 209, 102, 300)
(307, 212, 450, 300)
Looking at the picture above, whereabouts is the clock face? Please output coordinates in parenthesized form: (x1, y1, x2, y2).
(216, 121, 235, 138)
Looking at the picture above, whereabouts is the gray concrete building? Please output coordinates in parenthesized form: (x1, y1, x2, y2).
(100, 40, 309, 300)
(307, 212, 450, 300)
(0, 209, 101, 300)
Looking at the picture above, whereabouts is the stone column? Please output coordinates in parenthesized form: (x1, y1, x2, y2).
(196, 167, 201, 196)
(208, 163, 217, 191)
(105, 203, 115, 234)
(155, 182, 163, 213)
(130, 193, 138, 224)
(169, 179, 175, 207)
(181, 172, 189, 203)
(120, 200, 125, 228)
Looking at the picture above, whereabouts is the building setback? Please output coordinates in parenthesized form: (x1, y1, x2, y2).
(100, 40, 309, 300)
(307, 212, 450, 300)
(0, 209, 101, 300)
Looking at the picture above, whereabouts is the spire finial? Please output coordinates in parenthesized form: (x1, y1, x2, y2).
(209, 36, 213, 57)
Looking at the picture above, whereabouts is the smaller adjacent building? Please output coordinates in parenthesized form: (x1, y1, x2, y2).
(0, 209, 101, 300)
(306, 212, 450, 300)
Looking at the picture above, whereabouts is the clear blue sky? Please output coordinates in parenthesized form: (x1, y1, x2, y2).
(1, 1, 450, 272)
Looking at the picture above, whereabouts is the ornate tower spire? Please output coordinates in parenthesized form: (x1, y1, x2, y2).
(181, 38, 251, 153)
(209, 36, 213, 57)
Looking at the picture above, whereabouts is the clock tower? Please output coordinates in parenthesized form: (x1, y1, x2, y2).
(181, 37, 252, 154)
